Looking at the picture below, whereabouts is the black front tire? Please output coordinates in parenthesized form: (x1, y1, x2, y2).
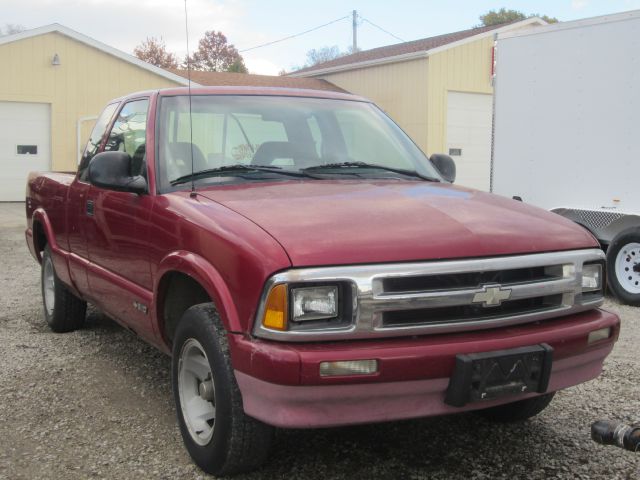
(41, 245, 86, 333)
(172, 303, 274, 476)
(606, 228, 640, 306)
(477, 393, 555, 423)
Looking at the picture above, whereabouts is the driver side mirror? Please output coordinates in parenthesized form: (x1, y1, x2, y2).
(429, 154, 456, 183)
(88, 151, 147, 194)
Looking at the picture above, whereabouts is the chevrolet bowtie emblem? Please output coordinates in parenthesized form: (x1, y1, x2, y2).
(472, 284, 512, 307)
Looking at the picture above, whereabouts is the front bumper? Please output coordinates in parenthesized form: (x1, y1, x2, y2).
(231, 308, 619, 428)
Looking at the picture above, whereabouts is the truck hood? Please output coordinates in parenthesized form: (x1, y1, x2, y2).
(198, 180, 598, 267)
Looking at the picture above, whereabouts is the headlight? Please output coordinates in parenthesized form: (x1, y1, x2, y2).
(292, 286, 338, 322)
(582, 263, 603, 292)
(257, 282, 352, 335)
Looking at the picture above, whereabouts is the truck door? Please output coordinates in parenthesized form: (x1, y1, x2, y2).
(85, 98, 155, 338)
(67, 102, 119, 296)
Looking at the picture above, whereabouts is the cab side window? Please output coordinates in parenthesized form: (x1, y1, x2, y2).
(78, 103, 118, 181)
(104, 99, 150, 177)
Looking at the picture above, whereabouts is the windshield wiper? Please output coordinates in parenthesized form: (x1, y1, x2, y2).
(170, 164, 310, 186)
(301, 161, 440, 182)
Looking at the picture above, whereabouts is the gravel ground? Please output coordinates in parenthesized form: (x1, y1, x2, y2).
(1, 202, 639, 479)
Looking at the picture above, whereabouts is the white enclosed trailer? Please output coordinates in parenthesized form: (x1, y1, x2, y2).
(491, 10, 640, 305)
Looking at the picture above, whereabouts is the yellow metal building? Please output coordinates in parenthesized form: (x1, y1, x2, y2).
(0, 24, 187, 200)
(290, 18, 546, 190)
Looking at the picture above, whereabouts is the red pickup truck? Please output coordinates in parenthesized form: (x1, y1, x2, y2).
(26, 86, 619, 475)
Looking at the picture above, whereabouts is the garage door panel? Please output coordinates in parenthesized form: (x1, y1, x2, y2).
(446, 125, 471, 143)
(455, 162, 490, 188)
(448, 110, 491, 126)
(446, 91, 492, 191)
(0, 102, 50, 201)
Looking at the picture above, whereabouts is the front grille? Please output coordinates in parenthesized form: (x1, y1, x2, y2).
(383, 294, 564, 328)
(364, 250, 604, 337)
(254, 249, 605, 342)
(382, 266, 562, 293)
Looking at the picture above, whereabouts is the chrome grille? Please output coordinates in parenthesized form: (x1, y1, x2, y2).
(382, 294, 564, 327)
(254, 249, 605, 342)
(381, 265, 562, 293)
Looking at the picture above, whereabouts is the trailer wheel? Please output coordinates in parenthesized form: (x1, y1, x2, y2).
(41, 245, 87, 332)
(607, 228, 640, 306)
(172, 304, 274, 476)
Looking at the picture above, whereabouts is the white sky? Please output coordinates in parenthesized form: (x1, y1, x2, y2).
(3, 0, 640, 75)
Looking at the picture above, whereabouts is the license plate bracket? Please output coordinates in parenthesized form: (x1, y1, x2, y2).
(445, 344, 553, 407)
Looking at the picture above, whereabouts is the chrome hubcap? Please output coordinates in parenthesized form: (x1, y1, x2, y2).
(615, 242, 640, 294)
(178, 339, 216, 446)
(43, 257, 55, 316)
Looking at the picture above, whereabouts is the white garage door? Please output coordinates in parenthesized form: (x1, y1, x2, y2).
(446, 91, 492, 191)
(0, 102, 51, 201)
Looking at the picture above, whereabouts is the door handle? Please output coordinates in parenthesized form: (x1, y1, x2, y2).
(86, 200, 94, 216)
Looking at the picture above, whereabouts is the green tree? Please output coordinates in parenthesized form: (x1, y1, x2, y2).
(226, 58, 248, 73)
(479, 8, 558, 26)
(533, 14, 560, 24)
(133, 37, 178, 69)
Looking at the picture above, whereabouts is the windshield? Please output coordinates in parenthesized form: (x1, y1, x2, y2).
(157, 95, 441, 191)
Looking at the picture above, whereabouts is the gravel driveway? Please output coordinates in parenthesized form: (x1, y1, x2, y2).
(1, 202, 638, 479)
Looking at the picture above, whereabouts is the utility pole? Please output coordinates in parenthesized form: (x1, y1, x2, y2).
(352, 10, 358, 52)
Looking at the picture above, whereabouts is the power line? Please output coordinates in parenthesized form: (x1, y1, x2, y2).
(239, 15, 350, 53)
(360, 17, 405, 43)
(238, 12, 405, 54)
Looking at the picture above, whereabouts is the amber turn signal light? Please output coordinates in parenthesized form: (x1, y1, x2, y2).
(262, 284, 288, 331)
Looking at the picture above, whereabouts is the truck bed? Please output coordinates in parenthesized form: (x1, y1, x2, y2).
(26, 171, 76, 254)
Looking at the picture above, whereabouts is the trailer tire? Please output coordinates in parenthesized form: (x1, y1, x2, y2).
(172, 304, 274, 476)
(477, 393, 555, 423)
(41, 245, 87, 332)
(607, 228, 640, 306)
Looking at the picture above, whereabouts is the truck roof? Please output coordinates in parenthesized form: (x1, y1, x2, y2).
(114, 86, 369, 103)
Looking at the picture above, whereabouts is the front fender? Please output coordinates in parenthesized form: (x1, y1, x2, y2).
(155, 250, 241, 334)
